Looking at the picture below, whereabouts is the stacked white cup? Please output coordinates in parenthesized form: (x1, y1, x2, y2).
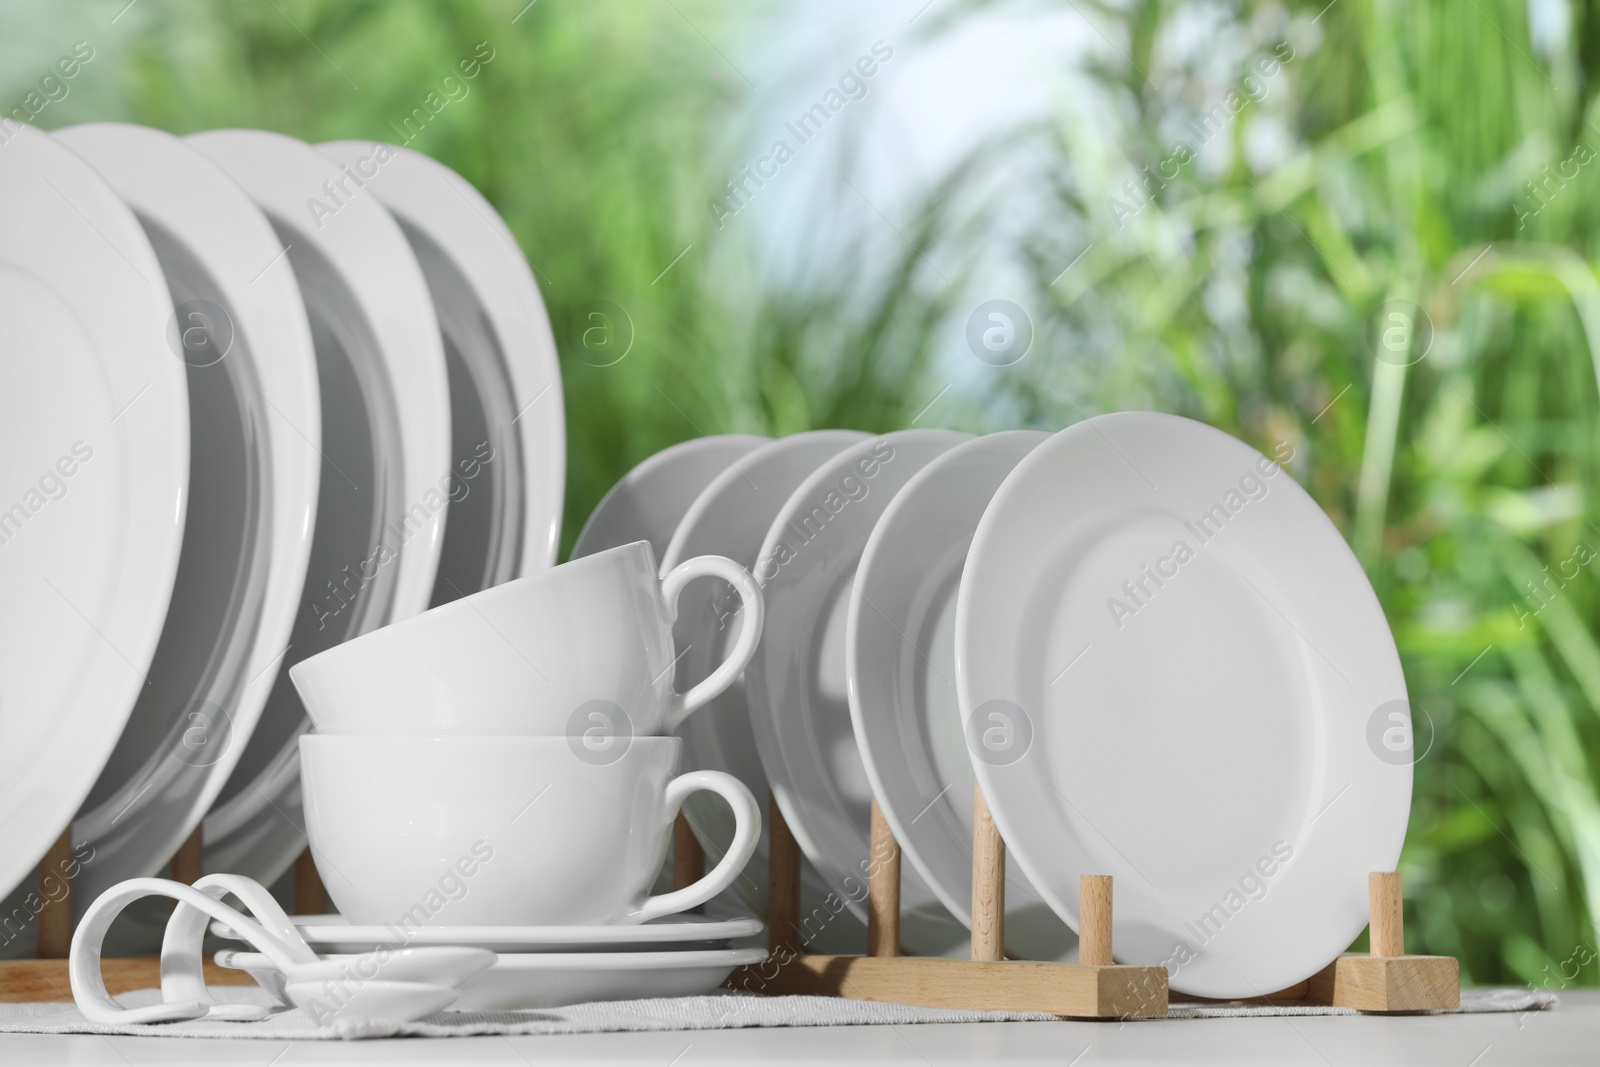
(288, 541, 765, 930)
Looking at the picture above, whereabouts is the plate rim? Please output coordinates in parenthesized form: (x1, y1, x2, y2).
(0, 123, 188, 900)
(51, 121, 322, 901)
(317, 140, 564, 577)
(743, 428, 971, 948)
(846, 430, 1053, 931)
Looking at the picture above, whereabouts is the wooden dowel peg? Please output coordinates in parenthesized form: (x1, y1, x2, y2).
(1305, 870, 1457, 1011)
(672, 811, 706, 909)
(169, 824, 204, 913)
(35, 829, 75, 959)
(867, 797, 900, 957)
(768, 794, 801, 954)
(971, 784, 1005, 962)
(1369, 871, 1404, 958)
(1079, 875, 1113, 966)
(170, 825, 204, 886)
(293, 848, 325, 916)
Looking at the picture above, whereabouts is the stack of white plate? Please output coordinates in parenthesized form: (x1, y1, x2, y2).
(575, 421, 1412, 998)
(0, 123, 563, 955)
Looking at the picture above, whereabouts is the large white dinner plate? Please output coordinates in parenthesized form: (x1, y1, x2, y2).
(847, 431, 1075, 961)
(0, 124, 187, 912)
(317, 141, 564, 596)
(211, 913, 763, 953)
(571, 435, 768, 560)
(53, 123, 321, 916)
(217, 946, 767, 1011)
(744, 429, 972, 955)
(956, 412, 1410, 996)
(188, 130, 450, 887)
(661, 431, 868, 951)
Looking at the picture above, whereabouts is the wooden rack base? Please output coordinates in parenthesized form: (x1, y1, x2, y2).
(726, 791, 1459, 1018)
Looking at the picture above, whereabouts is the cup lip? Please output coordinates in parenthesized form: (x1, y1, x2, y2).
(298, 732, 683, 751)
(288, 540, 658, 688)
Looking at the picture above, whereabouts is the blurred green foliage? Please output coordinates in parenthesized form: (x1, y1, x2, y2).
(6, 0, 1598, 988)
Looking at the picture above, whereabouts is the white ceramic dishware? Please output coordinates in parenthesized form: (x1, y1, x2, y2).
(51, 123, 322, 918)
(955, 412, 1411, 997)
(188, 129, 451, 886)
(318, 140, 565, 596)
(744, 429, 975, 955)
(571, 435, 769, 560)
(846, 431, 1075, 961)
(660, 430, 869, 949)
(290, 540, 762, 737)
(218, 945, 768, 1011)
(299, 736, 760, 927)
(209, 913, 763, 954)
(71, 876, 492, 1026)
(0, 124, 188, 914)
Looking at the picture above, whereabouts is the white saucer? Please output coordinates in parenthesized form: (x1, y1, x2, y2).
(0, 124, 187, 907)
(210, 913, 763, 953)
(744, 429, 972, 955)
(956, 412, 1410, 997)
(217, 946, 767, 1011)
(847, 431, 1076, 961)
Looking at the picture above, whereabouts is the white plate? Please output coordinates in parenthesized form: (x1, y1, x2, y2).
(660, 431, 868, 951)
(571, 435, 768, 560)
(52, 123, 321, 917)
(317, 141, 564, 595)
(0, 124, 188, 909)
(848, 431, 1076, 961)
(956, 412, 1410, 996)
(210, 913, 763, 953)
(217, 946, 767, 1011)
(744, 429, 972, 955)
(189, 130, 450, 886)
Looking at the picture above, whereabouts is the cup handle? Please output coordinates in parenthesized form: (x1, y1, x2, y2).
(626, 770, 760, 924)
(659, 554, 764, 732)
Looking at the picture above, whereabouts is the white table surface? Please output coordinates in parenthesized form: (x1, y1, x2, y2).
(0, 991, 1591, 1066)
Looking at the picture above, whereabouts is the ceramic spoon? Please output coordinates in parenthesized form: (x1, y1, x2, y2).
(71, 877, 493, 1026)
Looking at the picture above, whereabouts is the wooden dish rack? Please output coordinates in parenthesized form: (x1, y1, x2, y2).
(719, 788, 1461, 1018)
(2, 790, 1460, 1017)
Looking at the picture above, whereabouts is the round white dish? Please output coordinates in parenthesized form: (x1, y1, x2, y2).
(318, 140, 564, 595)
(571, 435, 768, 560)
(955, 412, 1411, 997)
(0, 124, 188, 911)
(744, 429, 972, 956)
(52, 122, 321, 915)
(847, 430, 1076, 961)
(217, 946, 768, 1011)
(209, 913, 763, 953)
(188, 130, 450, 887)
(660, 430, 867, 948)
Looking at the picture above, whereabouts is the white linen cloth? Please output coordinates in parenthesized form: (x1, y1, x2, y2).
(0, 987, 1558, 1040)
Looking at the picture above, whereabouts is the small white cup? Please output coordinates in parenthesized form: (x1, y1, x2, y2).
(288, 541, 763, 737)
(299, 735, 759, 927)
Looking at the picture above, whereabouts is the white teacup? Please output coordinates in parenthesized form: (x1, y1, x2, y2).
(288, 541, 762, 737)
(299, 735, 759, 927)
